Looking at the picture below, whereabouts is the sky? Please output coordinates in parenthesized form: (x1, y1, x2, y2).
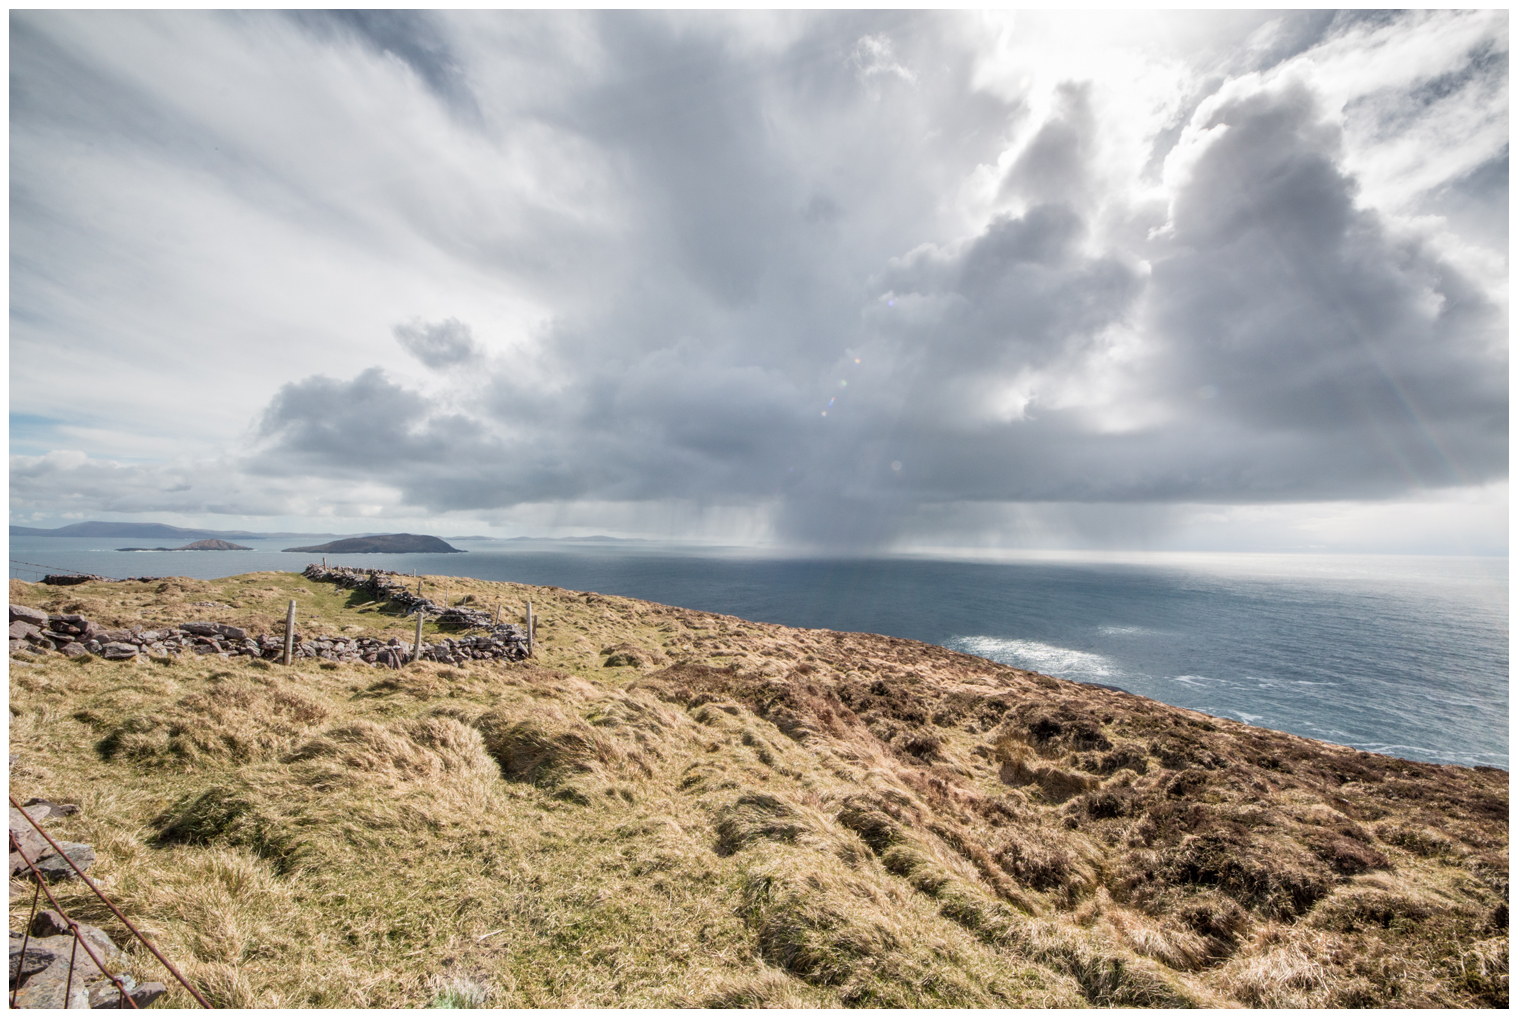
(9, 10, 1510, 554)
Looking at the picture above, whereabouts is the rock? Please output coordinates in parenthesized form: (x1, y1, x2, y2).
(9, 620, 41, 640)
(9, 605, 48, 627)
(215, 624, 248, 640)
(14, 839, 95, 883)
(45, 615, 99, 638)
(9, 924, 119, 1006)
(41, 574, 102, 588)
(11, 948, 96, 1008)
(99, 642, 138, 661)
(10, 805, 53, 863)
(29, 911, 119, 964)
(22, 799, 78, 818)
(91, 979, 166, 1009)
(10, 931, 61, 984)
(178, 621, 220, 636)
(59, 643, 88, 659)
(9, 639, 25, 654)
(96, 628, 135, 643)
(11, 909, 144, 1010)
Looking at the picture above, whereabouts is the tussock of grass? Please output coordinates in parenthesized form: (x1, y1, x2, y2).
(7, 571, 1507, 1007)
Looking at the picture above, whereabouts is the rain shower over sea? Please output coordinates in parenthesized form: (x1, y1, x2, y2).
(12, 538, 1507, 770)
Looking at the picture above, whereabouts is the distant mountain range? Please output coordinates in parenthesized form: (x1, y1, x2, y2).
(11, 521, 356, 540)
(12, 521, 654, 543)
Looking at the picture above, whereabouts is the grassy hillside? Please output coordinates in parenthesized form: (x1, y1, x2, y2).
(7, 569, 1508, 1008)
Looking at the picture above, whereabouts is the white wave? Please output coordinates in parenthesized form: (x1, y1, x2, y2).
(950, 636, 1116, 678)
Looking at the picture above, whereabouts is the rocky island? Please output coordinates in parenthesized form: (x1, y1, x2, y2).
(5, 568, 1506, 1008)
(281, 533, 463, 554)
(115, 538, 253, 551)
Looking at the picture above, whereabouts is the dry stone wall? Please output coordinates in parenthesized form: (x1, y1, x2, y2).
(9, 566, 530, 668)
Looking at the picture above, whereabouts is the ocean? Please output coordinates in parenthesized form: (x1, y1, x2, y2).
(9, 537, 1508, 770)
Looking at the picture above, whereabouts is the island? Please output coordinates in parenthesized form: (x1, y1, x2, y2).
(281, 533, 464, 554)
(115, 539, 253, 551)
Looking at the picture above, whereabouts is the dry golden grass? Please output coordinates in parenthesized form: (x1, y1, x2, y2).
(7, 570, 1507, 1007)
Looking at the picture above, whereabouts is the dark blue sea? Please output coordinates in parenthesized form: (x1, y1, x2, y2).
(9, 538, 1508, 770)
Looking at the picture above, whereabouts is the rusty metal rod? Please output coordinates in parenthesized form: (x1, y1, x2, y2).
(8, 833, 138, 1008)
(8, 794, 210, 1008)
(9, 869, 41, 1007)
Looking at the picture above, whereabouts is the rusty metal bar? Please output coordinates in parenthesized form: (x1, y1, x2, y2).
(8, 832, 138, 1009)
(8, 794, 211, 1008)
(9, 872, 41, 1007)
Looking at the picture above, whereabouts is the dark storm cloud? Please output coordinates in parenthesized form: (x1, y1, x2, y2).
(10, 11, 1508, 546)
(230, 11, 1504, 545)
(1146, 80, 1507, 495)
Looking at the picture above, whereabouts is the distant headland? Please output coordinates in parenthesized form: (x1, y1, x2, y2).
(13, 520, 344, 540)
(281, 533, 464, 554)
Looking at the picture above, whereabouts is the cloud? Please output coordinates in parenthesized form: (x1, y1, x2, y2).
(9, 11, 1508, 551)
(393, 318, 481, 367)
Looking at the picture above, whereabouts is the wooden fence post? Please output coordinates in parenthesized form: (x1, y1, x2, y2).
(414, 610, 425, 664)
(283, 600, 296, 666)
(526, 599, 534, 656)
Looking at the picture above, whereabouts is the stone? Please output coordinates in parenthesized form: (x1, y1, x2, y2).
(9, 639, 24, 653)
(91, 979, 166, 1009)
(100, 642, 139, 661)
(59, 643, 88, 658)
(9, 620, 41, 640)
(179, 621, 220, 636)
(10, 931, 61, 984)
(10, 805, 53, 863)
(23, 799, 77, 817)
(9, 605, 48, 627)
(12, 951, 96, 1008)
(215, 624, 248, 640)
(23, 842, 95, 882)
(96, 628, 135, 643)
(29, 910, 119, 965)
(88, 975, 134, 1009)
(47, 614, 88, 632)
(40, 573, 100, 588)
